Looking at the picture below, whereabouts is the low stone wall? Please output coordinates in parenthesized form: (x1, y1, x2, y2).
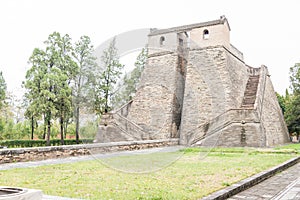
(0, 139, 179, 164)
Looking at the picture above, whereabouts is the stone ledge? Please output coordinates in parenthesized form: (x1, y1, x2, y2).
(201, 156, 300, 200)
(0, 139, 179, 164)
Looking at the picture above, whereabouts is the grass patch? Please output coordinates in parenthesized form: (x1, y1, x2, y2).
(182, 146, 299, 154)
(274, 143, 300, 151)
(0, 149, 296, 199)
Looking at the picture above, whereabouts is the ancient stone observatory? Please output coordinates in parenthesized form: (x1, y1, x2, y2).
(95, 16, 289, 147)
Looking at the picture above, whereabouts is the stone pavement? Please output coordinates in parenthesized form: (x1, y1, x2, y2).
(229, 162, 300, 200)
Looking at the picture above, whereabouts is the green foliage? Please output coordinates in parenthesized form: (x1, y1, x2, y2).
(72, 35, 98, 142)
(0, 120, 31, 140)
(289, 63, 300, 92)
(24, 46, 57, 145)
(276, 92, 286, 114)
(93, 37, 124, 114)
(23, 32, 98, 144)
(0, 71, 6, 110)
(0, 139, 93, 148)
(79, 121, 98, 139)
(112, 47, 148, 108)
(285, 63, 300, 135)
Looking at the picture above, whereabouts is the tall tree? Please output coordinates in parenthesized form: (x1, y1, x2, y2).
(72, 35, 98, 143)
(24, 32, 77, 145)
(45, 32, 77, 145)
(0, 72, 7, 138)
(94, 37, 124, 115)
(24, 47, 56, 145)
(111, 47, 148, 108)
(285, 63, 300, 137)
(0, 72, 6, 110)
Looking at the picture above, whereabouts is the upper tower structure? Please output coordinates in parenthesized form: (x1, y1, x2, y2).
(148, 16, 243, 60)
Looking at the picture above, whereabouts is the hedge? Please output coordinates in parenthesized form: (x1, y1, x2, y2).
(0, 139, 94, 148)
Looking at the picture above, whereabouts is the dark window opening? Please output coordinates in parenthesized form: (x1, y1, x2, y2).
(160, 36, 165, 46)
(203, 29, 209, 39)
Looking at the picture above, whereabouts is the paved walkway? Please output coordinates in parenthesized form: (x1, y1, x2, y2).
(0, 146, 183, 171)
(230, 162, 300, 200)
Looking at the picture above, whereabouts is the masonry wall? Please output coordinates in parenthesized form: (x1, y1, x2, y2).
(200, 109, 265, 147)
(127, 52, 185, 139)
(190, 23, 230, 49)
(206, 66, 289, 147)
(180, 46, 249, 145)
(225, 49, 249, 108)
(259, 68, 290, 146)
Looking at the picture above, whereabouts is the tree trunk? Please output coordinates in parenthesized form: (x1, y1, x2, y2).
(31, 116, 34, 140)
(105, 72, 110, 113)
(43, 127, 46, 140)
(60, 115, 64, 145)
(46, 118, 51, 146)
(43, 117, 46, 140)
(75, 106, 80, 144)
(64, 122, 68, 139)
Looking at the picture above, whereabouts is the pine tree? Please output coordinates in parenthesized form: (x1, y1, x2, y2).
(94, 37, 124, 115)
(72, 35, 98, 143)
(111, 47, 148, 108)
(0, 72, 6, 110)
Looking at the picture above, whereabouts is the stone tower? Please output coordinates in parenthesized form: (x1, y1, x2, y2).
(95, 16, 289, 147)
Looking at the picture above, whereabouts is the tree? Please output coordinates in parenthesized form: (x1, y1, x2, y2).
(94, 37, 124, 114)
(0, 71, 7, 136)
(45, 32, 77, 145)
(111, 47, 148, 108)
(72, 35, 98, 143)
(0, 72, 6, 110)
(24, 32, 77, 145)
(285, 63, 300, 137)
(276, 91, 287, 115)
(24, 47, 55, 145)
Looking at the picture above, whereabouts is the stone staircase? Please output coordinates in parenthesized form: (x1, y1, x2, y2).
(241, 75, 260, 109)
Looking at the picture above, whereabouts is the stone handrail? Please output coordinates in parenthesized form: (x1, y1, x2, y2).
(113, 112, 149, 140)
(188, 66, 270, 146)
(111, 100, 133, 115)
(187, 108, 258, 146)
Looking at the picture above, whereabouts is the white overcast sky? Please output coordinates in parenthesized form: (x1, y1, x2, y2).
(0, 0, 299, 97)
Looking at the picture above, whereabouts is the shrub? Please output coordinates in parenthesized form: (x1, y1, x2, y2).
(0, 139, 94, 148)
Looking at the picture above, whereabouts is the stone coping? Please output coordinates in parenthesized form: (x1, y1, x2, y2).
(201, 156, 300, 200)
(0, 139, 179, 155)
(0, 187, 43, 200)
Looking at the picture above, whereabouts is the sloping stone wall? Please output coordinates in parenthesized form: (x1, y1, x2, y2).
(259, 67, 290, 146)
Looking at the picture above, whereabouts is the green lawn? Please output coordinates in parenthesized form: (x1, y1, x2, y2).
(0, 146, 297, 200)
(274, 143, 300, 151)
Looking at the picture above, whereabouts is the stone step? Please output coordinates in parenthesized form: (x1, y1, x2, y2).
(241, 75, 260, 108)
